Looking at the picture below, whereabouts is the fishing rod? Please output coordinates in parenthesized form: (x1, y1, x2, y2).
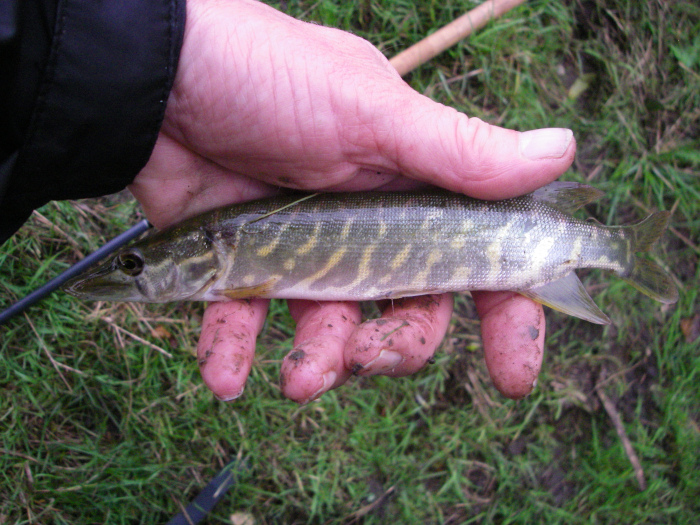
(0, 219, 151, 325)
(389, 0, 526, 75)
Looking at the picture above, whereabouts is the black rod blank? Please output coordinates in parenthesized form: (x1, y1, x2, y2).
(0, 219, 151, 326)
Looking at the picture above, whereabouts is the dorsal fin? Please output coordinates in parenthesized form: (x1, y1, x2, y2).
(529, 181, 604, 214)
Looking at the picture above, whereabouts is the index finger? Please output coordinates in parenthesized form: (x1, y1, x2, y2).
(197, 299, 269, 401)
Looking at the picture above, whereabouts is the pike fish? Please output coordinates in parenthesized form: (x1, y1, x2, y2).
(64, 182, 678, 324)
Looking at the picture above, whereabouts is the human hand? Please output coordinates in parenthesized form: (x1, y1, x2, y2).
(130, 0, 575, 401)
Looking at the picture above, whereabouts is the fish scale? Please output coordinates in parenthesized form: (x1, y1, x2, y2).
(64, 182, 678, 324)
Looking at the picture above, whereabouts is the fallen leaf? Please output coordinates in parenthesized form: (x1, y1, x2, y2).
(230, 512, 255, 525)
(680, 314, 700, 343)
(151, 325, 172, 339)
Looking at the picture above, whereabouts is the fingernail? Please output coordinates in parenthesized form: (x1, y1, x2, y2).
(519, 128, 573, 160)
(305, 371, 337, 404)
(364, 350, 404, 375)
(215, 387, 244, 402)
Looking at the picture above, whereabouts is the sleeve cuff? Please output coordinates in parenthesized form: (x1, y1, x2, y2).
(1, 0, 185, 241)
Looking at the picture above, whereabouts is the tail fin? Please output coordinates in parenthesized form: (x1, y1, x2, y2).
(634, 211, 671, 252)
(621, 211, 678, 304)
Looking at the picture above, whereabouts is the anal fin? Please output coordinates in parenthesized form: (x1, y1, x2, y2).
(520, 272, 611, 325)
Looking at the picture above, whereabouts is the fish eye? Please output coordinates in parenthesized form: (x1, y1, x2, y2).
(117, 249, 144, 277)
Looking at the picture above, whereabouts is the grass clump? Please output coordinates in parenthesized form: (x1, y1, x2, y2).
(1, 0, 698, 523)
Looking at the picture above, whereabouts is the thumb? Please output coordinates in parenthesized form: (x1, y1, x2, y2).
(368, 93, 575, 199)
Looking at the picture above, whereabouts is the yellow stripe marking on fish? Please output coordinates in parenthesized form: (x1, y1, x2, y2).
(450, 234, 466, 250)
(346, 244, 377, 291)
(451, 266, 474, 287)
(506, 234, 555, 288)
(340, 217, 354, 239)
(390, 244, 412, 270)
(592, 254, 624, 272)
(256, 222, 291, 257)
(419, 210, 442, 230)
(449, 220, 474, 250)
(486, 221, 514, 283)
(296, 223, 322, 255)
(568, 237, 583, 265)
(525, 236, 555, 284)
(297, 246, 348, 286)
(413, 251, 442, 288)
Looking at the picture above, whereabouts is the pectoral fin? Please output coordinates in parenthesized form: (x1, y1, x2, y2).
(215, 277, 281, 300)
(520, 272, 611, 325)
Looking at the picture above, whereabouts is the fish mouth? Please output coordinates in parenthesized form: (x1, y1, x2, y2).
(63, 265, 142, 301)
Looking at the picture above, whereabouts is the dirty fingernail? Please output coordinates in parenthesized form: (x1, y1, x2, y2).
(304, 371, 337, 404)
(519, 128, 573, 160)
(363, 350, 404, 375)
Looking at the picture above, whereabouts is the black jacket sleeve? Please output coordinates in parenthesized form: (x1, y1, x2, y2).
(0, 0, 186, 244)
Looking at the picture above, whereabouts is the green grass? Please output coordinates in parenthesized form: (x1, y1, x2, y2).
(1, 0, 699, 523)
